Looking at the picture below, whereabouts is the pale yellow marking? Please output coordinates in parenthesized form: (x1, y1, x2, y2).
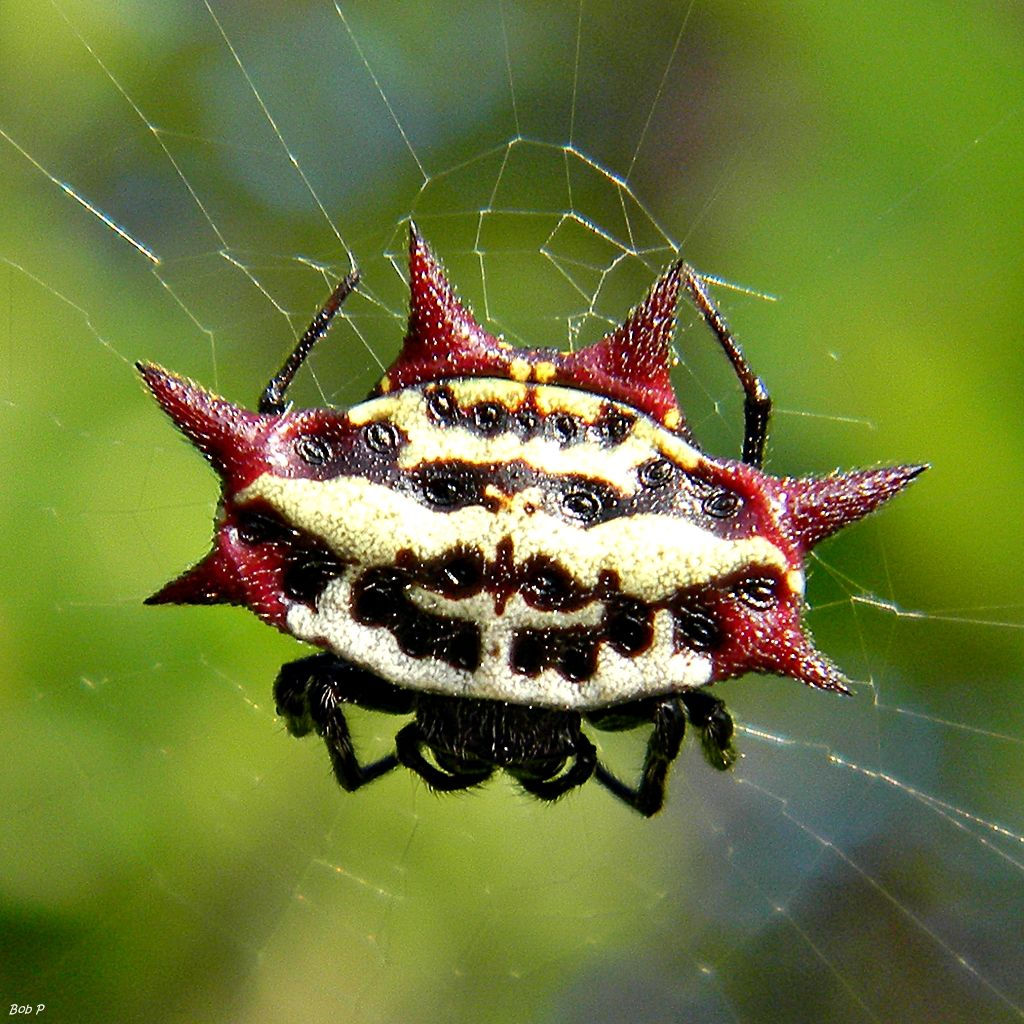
(786, 567, 805, 598)
(664, 435, 699, 471)
(662, 408, 681, 430)
(532, 383, 606, 422)
(408, 588, 606, 629)
(413, 384, 701, 482)
(286, 575, 713, 709)
(443, 377, 528, 408)
(346, 380, 702, 473)
(351, 396, 590, 488)
(238, 474, 789, 599)
(347, 392, 400, 426)
(482, 483, 507, 507)
(397, 426, 651, 494)
(378, 375, 392, 394)
(533, 361, 557, 383)
(508, 357, 531, 382)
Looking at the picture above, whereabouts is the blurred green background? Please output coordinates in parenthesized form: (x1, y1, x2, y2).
(2, 2, 1022, 1022)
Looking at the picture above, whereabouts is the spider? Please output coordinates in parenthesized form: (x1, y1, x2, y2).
(272, 651, 737, 816)
(139, 226, 923, 815)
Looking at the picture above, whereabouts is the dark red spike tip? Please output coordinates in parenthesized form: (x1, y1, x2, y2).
(405, 222, 485, 347)
(137, 362, 269, 484)
(541, 260, 687, 424)
(781, 463, 928, 553)
(782, 636, 852, 694)
(380, 230, 688, 425)
(144, 549, 239, 607)
(379, 225, 507, 392)
(561, 261, 684, 425)
(715, 597, 853, 694)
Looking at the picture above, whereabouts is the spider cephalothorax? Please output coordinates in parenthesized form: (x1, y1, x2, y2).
(139, 225, 924, 815)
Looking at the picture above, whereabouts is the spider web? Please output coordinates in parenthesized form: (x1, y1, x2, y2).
(2, 2, 1022, 1022)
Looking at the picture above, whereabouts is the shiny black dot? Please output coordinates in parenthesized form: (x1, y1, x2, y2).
(283, 554, 342, 604)
(425, 550, 484, 598)
(559, 635, 598, 682)
(352, 569, 407, 626)
(703, 489, 741, 518)
(522, 562, 578, 610)
(674, 604, 722, 652)
(471, 402, 506, 435)
(594, 410, 634, 444)
(734, 576, 777, 609)
(423, 473, 473, 507)
(562, 486, 604, 522)
(548, 412, 580, 445)
(514, 408, 541, 437)
(510, 632, 548, 676)
(638, 458, 674, 488)
(294, 434, 333, 466)
(236, 509, 289, 545)
(363, 420, 401, 453)
(605, 599, 653, 655)
(426, 388, 458, 424)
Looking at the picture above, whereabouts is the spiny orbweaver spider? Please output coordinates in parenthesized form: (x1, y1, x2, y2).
(140, 226, 923, 815)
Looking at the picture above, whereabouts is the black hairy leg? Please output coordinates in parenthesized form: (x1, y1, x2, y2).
(587, 690, 736, 816)
(589, 697, 688, 817)
(274, 655, 735, 815)
(680, 688, 738, 771)
(394, 722, 495, 791)
(273, 652, 411, 791)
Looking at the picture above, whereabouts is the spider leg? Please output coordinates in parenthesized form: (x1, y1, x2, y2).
(316, 694, 400, 792)
(395, 723, 493, 792)
(259, 268, 360, 414)
(516, 733, 597, 803)
(592, 698, 687, 817)
(273, 652, 408, 792)
(680, 264, 771, 468)
(275, 652, 415, 721)
(679, 688, 738, 772)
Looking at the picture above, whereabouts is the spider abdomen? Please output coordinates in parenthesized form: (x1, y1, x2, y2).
(228, 377, 793, 709)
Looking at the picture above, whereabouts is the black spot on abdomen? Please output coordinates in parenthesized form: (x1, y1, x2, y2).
(604, 597, 654, 655)
(351, 565, 481, 672)
(671, 599, 722, 652)
(509, 626, 600, 683)
(352, 567, 408, 626)
(416, 548, 485, 599)
(283, 553, 344, 604)
(520, 557, 588, 611)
